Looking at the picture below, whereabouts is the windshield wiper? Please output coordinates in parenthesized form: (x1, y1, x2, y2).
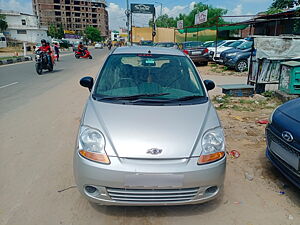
(163, 95, 206, 102)
(96, 93, 170, 101)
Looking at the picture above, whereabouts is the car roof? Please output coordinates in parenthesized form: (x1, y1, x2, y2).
(112, 46, 185, 56)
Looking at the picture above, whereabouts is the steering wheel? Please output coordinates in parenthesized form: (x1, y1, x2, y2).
(112, 78, 138, 89)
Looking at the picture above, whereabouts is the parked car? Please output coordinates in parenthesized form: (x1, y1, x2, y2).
(220, 41, 254, 72)
(181, 41, 209, 66)
(211, 40, 247, 63)
(266, 98, 300, 189)
(207, 40, 237, 55)
(203, 41, 214, 47)
(139, 40, 154, 46)
(74, 46, 226, 206)
(0, 33, 7, 48)
(95, 43, 103, 49)
(155, 42, 179, 49)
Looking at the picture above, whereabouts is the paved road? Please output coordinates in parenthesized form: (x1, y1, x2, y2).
(0, 49, 107, 117)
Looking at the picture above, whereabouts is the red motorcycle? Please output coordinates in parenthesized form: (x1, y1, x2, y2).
(75, 48, 92, 59)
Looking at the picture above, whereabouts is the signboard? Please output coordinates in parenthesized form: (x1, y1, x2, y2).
(64, 30, 76, 35)
(177, 20, 184, 29)
(194, 9, 208, 25)
(64, 34, 81, 39)
(131, 4, 155, 14)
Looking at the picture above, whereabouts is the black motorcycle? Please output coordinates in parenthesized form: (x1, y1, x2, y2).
(35, 50, 53, 75)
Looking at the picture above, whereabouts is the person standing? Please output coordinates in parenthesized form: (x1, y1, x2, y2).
(54, 43, 60, 61)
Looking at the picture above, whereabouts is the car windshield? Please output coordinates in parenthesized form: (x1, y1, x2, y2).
(156, 43, 175, 48)
(203, 42, 214, 47)
(93, 54, 206, 104)
(237, 41, 253, 50)
(140, 41, 153, 46)
(228, 41, 244, 48)
(211, 40, 225, 47)
(222, 41, 235, 47)
(183, 42, 203, 48)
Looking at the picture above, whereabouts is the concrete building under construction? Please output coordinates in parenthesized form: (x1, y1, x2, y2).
(32, 0, 109, 38)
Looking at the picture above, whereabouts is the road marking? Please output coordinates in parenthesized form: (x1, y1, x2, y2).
(0, 82, 19, 89)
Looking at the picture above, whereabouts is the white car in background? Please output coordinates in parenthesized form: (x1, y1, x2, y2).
(95, 43, 103, 49)
(210, 39, 248, 63)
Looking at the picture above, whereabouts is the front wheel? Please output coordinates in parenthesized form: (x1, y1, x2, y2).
(235, 59, 248, 72)
(89, 55, 93, 59)
(35, 63, 42, 75)
(75, 54, 80, 59)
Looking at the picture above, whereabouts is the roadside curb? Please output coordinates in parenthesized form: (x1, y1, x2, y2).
(0, 56, 32, 66)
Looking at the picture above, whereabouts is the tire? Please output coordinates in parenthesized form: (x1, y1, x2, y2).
(235, 59, 248, 72)
(89, 55, 93, 59)
(201, 61, 208, 66)
(75, 54, 80, 59)
(35, 63, 42, 75)
(48, 63, 53, 72)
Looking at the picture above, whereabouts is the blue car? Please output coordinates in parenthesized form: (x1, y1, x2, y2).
(220, 41, 254, 72)
(266, 98, 300, 188)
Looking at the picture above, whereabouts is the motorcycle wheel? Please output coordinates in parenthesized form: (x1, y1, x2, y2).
(48, 63, 53, 72)
(75, 54, 80, 59)
(36, 63, 43, 75)
(89, 55, 93, 59)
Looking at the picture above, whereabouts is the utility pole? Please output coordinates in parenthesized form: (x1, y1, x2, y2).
(155, 2, 162, 17)
(126, 0, 130, 44)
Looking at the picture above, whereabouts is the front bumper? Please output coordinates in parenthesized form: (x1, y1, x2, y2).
(74, 153, 226, 206)
(223, 58, 237, 67)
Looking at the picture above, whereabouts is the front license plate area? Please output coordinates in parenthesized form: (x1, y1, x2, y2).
(270, 141, 299, 170)
(125, 174, 184, 188)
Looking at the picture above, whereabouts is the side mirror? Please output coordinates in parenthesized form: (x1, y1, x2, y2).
(204, 80, 215, 91)
(80, 76, 94, 91)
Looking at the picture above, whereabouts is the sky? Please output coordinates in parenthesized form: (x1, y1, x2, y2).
(0, 0, 274, 29)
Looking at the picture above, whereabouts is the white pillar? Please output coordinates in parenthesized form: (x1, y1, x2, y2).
(23, 42, 27, 56)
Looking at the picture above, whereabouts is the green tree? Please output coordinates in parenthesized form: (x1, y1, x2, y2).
(84, 26, 102, 42)
(57, 24, 64, 39)
(149, 3, 228, 28)
(149, 14, 176, 28)
(176, 3, 228, 27)
(47, 24, 64, 39)
(0, 14, 8, 32)
(270, 0, 299, 9)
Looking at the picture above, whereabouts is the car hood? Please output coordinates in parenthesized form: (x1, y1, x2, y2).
(82, 98, 221, 159)
(278, 98, 300, 123)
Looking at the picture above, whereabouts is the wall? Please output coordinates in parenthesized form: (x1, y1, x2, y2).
(7, 29, 48, 43)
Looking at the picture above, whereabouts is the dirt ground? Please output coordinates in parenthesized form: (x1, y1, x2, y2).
(0, 63, 299, 225)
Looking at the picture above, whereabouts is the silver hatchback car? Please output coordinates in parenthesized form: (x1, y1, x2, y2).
(74, 46, 226, 206)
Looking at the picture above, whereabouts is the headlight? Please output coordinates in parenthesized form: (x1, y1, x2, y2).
(36, 55, 40, 58)
(227, 53, 237, 57)
(78, 126, 110, 164)
(269, 106, 280, 124)
(198, 127, 225, 164)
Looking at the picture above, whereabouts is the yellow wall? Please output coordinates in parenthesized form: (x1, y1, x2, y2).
(132, 27, 217, 43)
(132, 27, 152, 42)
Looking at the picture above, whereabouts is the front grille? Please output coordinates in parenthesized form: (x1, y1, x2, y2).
(106, 187, 199, 203)
(266, 129, 300, 156)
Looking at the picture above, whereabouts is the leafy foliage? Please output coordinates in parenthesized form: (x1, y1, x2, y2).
(84, 26, 102, 42)
(267, 0, 300, 14)
(0, 14, 8, 32)
(270, 0, 300, 9)
(149, 3, 228, 28)
(47, 24, 64, 39)
(149, 14, 176, 28)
